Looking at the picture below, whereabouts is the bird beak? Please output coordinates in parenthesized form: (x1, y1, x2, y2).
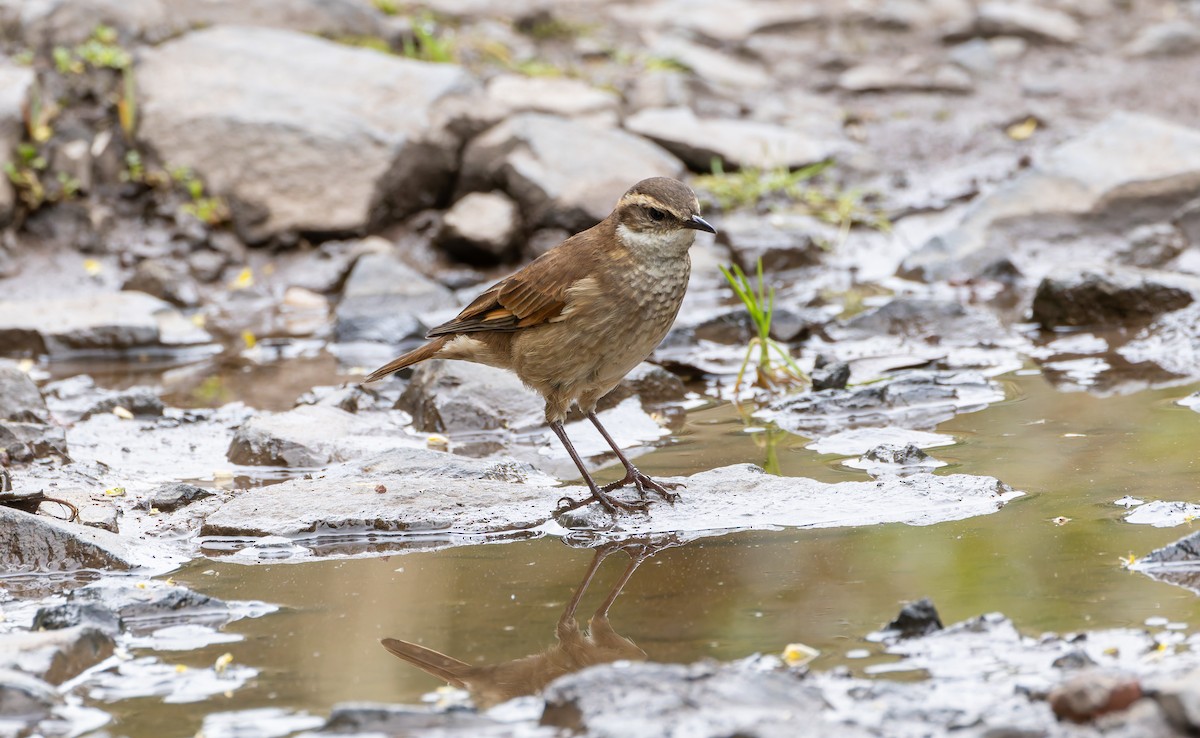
(684, 214, 717, 234)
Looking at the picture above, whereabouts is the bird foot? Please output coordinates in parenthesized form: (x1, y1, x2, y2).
(555, 488, 649, 516)
(602, 469, 683, 503)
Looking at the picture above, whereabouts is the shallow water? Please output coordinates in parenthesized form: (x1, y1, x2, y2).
(92, 369, 1200, 736)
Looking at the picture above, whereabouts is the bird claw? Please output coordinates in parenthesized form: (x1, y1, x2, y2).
(555, 489, 649, 517)
(602, 469, 683, 504)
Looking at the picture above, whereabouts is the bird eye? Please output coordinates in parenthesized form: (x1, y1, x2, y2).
(647, 208, 666, 222)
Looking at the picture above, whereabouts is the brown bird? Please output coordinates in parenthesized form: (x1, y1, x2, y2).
(363, 177, 716, 514)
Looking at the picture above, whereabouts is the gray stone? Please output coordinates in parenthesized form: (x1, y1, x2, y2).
(0, 64, 34, 225)
(0, 669, 57, 725)
(227, 404, 401, 467)
(1153, 670, 1200, 734)
(8, 0, 386, 46)
(1176, 199, 1200, 248)
(486, 74, 619, 122)
(625, 107, 846, 171)
(1048, 670, 1143, 724)
(902, 113, 1200, 282)
(398, 360, 545, 433)
(1117, 223, 1187, 268)
(0, 421, 68, 461)
(0, 291, 213, 356)
(971, 2, 1082, 44)
(201, 451, 1020, 550)
(717, 212, 830, 273)
(650, 36, 771, 89)
(460, 113, 684, 231)
(525, 227, 570, 258)
(610, 0, 819, 44)
(122, 258, 200, 307)
(321, 705, 508, 735)
(137, 26, 474, 242)
(64, 579, 230, 627)
(0, 507, 180, 574)
(0, 360, 47, 423)
(1031, 266, 1199, 329)
(837, 61, 974, 94)
(1124, 20, 1200, 57)
(597, 362, 686, 411)
(333, 252, 453, 343)
(0, 626, 114, 685)
(138, 482, 214, 512)
(436, 191, 521, 262)
(80, 386, 164, 420)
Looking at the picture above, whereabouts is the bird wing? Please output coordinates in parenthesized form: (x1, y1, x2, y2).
(426, 237, 599, 337)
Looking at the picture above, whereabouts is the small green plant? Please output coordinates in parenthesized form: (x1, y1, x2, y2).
(75, 24, 132, 70)
(13, 49, 34, 67)
(171, 165, 229, 225)
(4, 144, 48, 209)
(371, 0, 401, 15)
(331, 35, 393, 54)
(401, 13, 456, 63)
(643, 55, 691, 73)
(695, 158, 833, 211)
(719, 259, 809, 395)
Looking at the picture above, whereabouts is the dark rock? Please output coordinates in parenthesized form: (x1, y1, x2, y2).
(0, 421, 68, 462)
(1176, 199, 1200, 248)
(436, 191, 521, 264)
(1117, 224, 1187, 268)
(1031, 266, 1197, 329)
(625, 107, 846, 171)
(877, 598, 944, 639)
(0, 626, 115, 685)
(459, 113, 684, 232)
(718, 212, 828, 273)
(227, 405, 396, 467)
(1052, 649, 1098, 670)
(0, 669, 58, 726)
(65, 579, 229, 628)
(863, 443, 929, 466)
(0, 292, 212, 357)
(1134, 530, 1200, 594)
(1152, 670, 1200, 735)
(1048, 671, 1142, 723)
(333, 252, 453, 343)
(398, 360, 544, 433)
(32, 603, 122, 634)
(596, 363, 687, 411)
(187, 248, 229, 283)
(123, 258, 200, 307)
(0, 507, 179, 573)
(321, 704, 507, 735)
(137, 482, 214, 512)
(0, 360, 48, 423)
(811, 361, 850, 391)
(138, 26, 474, 242)
(840, 298, 1006, 341)
(80, 386, 164, 420)
(525, 227, 570, 258)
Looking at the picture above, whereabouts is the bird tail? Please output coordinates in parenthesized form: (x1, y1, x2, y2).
(361, 336, 449, 384)
(380, 637, 471, 687)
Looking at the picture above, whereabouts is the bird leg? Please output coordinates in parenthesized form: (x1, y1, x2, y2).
(549, 421, 648, 515)
(586, 412, 682, 503)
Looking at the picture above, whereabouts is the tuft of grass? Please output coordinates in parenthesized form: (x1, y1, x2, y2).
(56, 25, 133, 74)
(643, 55, 691, 73)
(171, 166, 230, 225)
(719, 259, 809, 396)
(371, 0, 401, 15)
(401, 13, 457, 63)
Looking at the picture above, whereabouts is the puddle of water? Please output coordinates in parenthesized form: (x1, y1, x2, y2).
(83, 371, 1200, 735)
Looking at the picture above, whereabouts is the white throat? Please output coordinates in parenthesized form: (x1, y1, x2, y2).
(616, 223, 696, 260)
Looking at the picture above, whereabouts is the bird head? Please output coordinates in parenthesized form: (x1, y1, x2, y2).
(612, 177, 717, 256)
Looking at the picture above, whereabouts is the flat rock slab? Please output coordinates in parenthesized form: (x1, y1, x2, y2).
(0, 507, 183, 574)
(199, 452, 1021, 556)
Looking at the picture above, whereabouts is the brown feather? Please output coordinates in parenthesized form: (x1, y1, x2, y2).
(380, 638, 471, 687)
(360, 336, 448, 383)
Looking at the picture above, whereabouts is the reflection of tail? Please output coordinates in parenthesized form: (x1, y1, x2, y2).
(361, 337, 449, 383)
(380, 638, 470, 688)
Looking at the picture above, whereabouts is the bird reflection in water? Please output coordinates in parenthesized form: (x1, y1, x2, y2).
(381, 535, 680, 708)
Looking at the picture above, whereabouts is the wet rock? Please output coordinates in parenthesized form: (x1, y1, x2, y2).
(1134, 529, 1200, 594)
(137, 482, 214, 512)
(0, 64, 34, 225)
(1176, 199, 1200, 248)
(0, 626, 115, 685)
(227, 404, 400, 467)
(625, 107, 846, 171)
(0, 507, 179, 574)
(542, 660, 857, 738)
(1031, 266, 1198, 329)
(762, 370, 1005, 438)
(486, 74, 619, 122)
(595, 362, 687, 412)
(959, 3, 1083, 44)
(0, 669, 58, 726)
(0, 421, 68, 461)
(837, 61, 974, 95)
(459, 113, 684, 231)
(0, 291, 213, 356)
(436, 191, 521, 263)
(902, 112, 1200, 282)
(138, 26, 474, 242)
(398, 360, 544, 433)
(31, 603, 121, 634)
(80, 386, 164, 420)
(855, 443, 944, 477)
(0, 360, 48, 423)
(1153, 671, 1200, 735)
(333, 252, 453, 343)
(50, 489, 117, 532)
(876, 598, 944, 639)
(810, 360, 850, 391)
(321, 704, 509, 735)
(1048, 671, 1143, 723)
(64, 580, 230, 628)
(1124, 21, 1200, 57)
(717, 212, 830, 273)
(839, 298, 1009, 342)
(122, 258, 200, 308)
(1117, 223, 1187, 268)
